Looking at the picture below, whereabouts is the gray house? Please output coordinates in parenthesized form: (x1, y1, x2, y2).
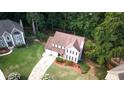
(0, 20, 25, 48)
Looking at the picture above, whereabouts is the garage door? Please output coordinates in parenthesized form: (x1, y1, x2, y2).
(45, 49, 58, 57)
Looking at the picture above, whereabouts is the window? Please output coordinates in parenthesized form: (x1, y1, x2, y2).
(58, 45, 61, 48)
(73, 51, 74, 54)
(67, 49, 68, 53)
(72, 57, 73, 60)
(75, 58, 77, 62)
(52, 44, 54, 47)
(70, 50, 71, 54)
(66, 55, 68, 59)
(7, 36, 9, 40)
(76, 52, 78, 55)
(62, 46, 64, 49)
(1, 42, 4, 47)
(55, 44, 57, 48)
(69, 56, 71, 60)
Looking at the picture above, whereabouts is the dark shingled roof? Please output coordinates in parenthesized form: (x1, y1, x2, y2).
(0, 19, 23, 36)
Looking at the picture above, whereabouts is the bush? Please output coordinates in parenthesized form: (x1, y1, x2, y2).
(84, 40, 95, 50)
(42, 74, 54, 80)
(79, 63, 90, 74)
(36, 32, 48, 41)
(65, 60, 74, 66)
(16, 44, 26, 48)
(8, 72, 21, 80)
(56, 57, 64, 63)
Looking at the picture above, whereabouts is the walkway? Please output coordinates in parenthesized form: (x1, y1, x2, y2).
(28, 55, 56, 80)
(0, 70, 6, 80)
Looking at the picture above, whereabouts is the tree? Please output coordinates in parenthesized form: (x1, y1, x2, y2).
(93, 13, 124, 64)
(26, 13, 46, 32)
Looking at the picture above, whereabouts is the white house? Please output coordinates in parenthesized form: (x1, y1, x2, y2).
(45, 31, 85, 63)
(0, 20, 25, 48)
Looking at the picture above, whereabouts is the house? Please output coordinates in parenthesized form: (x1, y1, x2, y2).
(0, 20, 25, 48)
(105, 64, 124, 80)
(45, 31, 85, 63)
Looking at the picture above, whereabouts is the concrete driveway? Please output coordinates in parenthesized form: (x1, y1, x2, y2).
(28, 55, 56, 80)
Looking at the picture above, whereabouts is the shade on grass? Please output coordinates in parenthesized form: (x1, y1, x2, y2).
(0, 43, 44, 80)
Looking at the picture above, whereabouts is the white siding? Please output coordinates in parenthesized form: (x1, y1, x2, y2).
(12, 29, 25, 46)
(64, 46, 79, 63)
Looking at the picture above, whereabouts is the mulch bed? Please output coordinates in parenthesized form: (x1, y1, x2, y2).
(54, 60, 82, 75)
(0, 48, 10, 54)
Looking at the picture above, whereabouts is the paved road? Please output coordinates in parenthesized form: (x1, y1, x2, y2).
(28, 55, 56, 80)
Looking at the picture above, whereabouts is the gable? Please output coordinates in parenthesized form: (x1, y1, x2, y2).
(11, 27, 22, 35)
(66, 46, 79, 53)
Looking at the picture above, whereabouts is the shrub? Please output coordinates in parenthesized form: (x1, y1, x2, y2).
(56, 57, 64, 63)
(79, 63, 90, 74)
(36, 32, 48, 41)
(42, 74, 54, 80)
(8, 72, 21, 80)
(65, 60, 74, 66)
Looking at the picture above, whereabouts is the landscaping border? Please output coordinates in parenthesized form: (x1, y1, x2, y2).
(0, 49, 13, 57)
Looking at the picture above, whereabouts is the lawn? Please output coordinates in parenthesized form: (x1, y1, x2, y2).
(0, 42, 44, 80)
(44, 63, 98, 80)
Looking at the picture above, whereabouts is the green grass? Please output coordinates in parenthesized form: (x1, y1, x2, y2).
(45, 64, 98, 80)
(0, 42, 44, 80)
(45, 64, 84, 80)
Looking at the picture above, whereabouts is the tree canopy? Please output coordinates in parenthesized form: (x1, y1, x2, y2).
(0, 12, 123, 64)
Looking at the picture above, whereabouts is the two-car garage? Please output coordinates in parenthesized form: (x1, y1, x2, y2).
(45, 49, 58, 57)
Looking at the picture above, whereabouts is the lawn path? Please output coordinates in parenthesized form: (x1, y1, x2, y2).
(28, 55, 56, 80)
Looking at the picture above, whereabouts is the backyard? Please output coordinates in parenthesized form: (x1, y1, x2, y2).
(0, 42, 44, 80)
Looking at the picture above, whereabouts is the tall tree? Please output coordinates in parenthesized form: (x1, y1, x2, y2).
(93, 13, 124, 64)
(26, 12, 46, 31)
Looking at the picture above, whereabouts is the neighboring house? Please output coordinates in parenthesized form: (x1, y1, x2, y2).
(45, 31, 85, 63)
(105, 64, 124, 80)
(0, 20, 25, 48)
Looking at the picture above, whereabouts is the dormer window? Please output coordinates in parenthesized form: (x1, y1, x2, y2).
(55, 44, 57, 48)
(62, 46, 64, 49)
(7, 36, 10, 40)
(58, 45, 61, 48)
(52, 44, 54, 47)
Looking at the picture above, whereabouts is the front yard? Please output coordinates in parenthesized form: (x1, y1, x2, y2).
(44, 63, 98, 80)
(0, 42, 44, 80)
(43, 57, 107, 80)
